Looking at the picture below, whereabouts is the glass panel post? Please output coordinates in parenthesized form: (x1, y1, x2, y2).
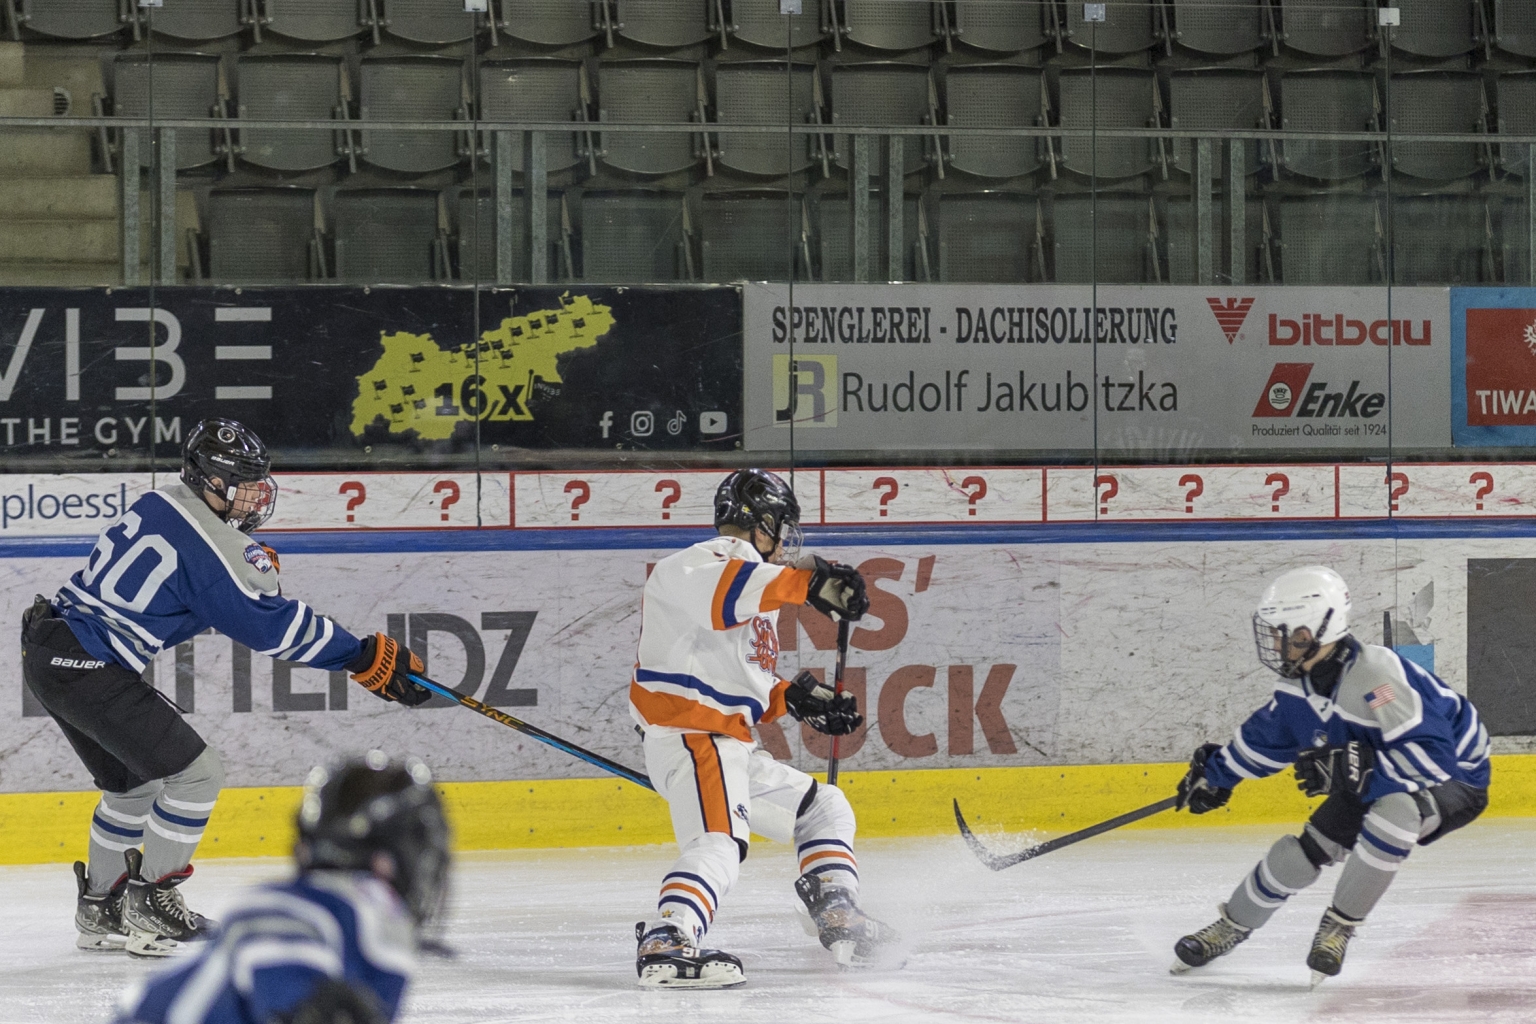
(1195, 136, 1212, 286)
(887, 134, 903, 282)
(851, 133, 870, 282)
(1227, 138, 1245, 285)
(524, 129, 547, 284)
(156, 127, 176, 284)
(121, 129, 141, 286)
(495, 129, 514, 285)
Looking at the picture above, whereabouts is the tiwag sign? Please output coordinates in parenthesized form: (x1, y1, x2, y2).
(1451, 289, 1536, 446)
(743, 285, 1450, 453)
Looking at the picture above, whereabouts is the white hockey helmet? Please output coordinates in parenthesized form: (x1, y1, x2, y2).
(1252, 566, 1351, 678)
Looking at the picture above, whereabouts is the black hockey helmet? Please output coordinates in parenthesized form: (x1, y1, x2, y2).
(182, 418, 277, 534)
(294, 752, 451, 927)
(714, 469, 802, 563)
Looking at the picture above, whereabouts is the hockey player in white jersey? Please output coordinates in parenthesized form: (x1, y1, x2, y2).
(629, 469, 899, 988)
(22, 419, 433, 957)
(112, 752, 449, 1024)
(1171, 566, 1491, 984)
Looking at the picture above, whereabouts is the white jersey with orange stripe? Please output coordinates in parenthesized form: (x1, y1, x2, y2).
(630, 534, 812, 742)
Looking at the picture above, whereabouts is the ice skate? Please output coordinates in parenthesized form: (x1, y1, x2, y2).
(793, 871, 902, 969)
(121, 848, 215, 958)
(73, 861, 127, 952)
(1306, 906, 1359, 986)
(635, 922, 745, 989)
(1171, 903, 1251, 973)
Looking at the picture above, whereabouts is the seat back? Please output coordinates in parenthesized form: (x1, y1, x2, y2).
(1060, 0, 1154, 55)
(830, 63, 932, 178)
(114, 53, 223, 170)
(840, 0, 935, 51)
(208, 188, 317, 283)
(144, 0, 242, 41)
(1498, 73, 1536, 177)
(819, 191, 921, 281)
(1168, 68, 1265, 178)
(951, 0, 1044, 55)
(1388, 72, 1486, 182)
(1388, 0, 1475, 58)
(581, 191, 688, 282)
(498, 0, 599, 45)
(380, 0, 479, 44)
(334, 188, 443, 284)
(358, 56, 465, 174)
(17, 0, 127, 39)
(236, 55, 344, 172)
(1278, 193, 1381, 284)
(478, 59, 583, 174)
(701, 191, 805, 281)
(714, 61, 817, 177)
(944, 65, 1042, 180)
(597, 60, 701, 177)
(1494, 0, 1536, 58)
(1166, 0, 1262, 55)
(1391, 194, 1490, 285)
(938, 192, 1035, 282)
(263, 0, 363, 42)
(1057, 67, 1156, 180)
(1278, 70, 1378, 181)
(1053, 192, 1155, 283)
(1164, 195, 1266, 284)
(727, 0, 825, 48)
(614, 0, 711, 47)
(1274, 0, 1371, 57)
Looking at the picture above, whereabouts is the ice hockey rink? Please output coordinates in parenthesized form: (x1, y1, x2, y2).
(10, 822, 1534, 1024)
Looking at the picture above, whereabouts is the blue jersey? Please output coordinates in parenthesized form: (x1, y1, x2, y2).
(115, 871, 414, 1024)
(55, 483, 361, 673)
(1205, 638, 1491, 801)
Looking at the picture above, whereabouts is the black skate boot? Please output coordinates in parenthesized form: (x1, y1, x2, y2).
(1306, 906, 1360, 986)
(635, 921, 745, 989)
(74, 861, 127, 952)
(121, 848, 216, 958)
(1172, 903, 1252, 973)
(793, 871, 902, 969)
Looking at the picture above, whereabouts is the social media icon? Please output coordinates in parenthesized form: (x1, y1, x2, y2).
(699, 411, 727, 434)
(630, 411, 654, 437)
(666, 410, 685, 436)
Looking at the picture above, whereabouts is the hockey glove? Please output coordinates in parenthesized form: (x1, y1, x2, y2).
(348, 633, 432, 706)
(805, 557, 869, 622)
(783, 670, 863, 736)
(1176, 743, 1233, 814)
(1294, 740, 1374, 800)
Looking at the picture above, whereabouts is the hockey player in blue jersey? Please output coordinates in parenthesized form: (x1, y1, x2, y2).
(112, 751, 450, 1024)
(1171, 566, 1491, 984)
(21, 419, 433, 957)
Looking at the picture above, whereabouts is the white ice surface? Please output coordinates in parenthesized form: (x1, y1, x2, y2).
(9, 822, 1536, 1024)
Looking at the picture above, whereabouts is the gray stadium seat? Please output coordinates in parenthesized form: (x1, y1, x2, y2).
(1057, 67, 1157, 181)
(836, 0, 936, 52)
(1277, 70, 1378, 181)
(1278, 193, 1382, 285)
(700, 191, 808, 281)
(944, 65, 1043, 180)
(1053, 192, 1156, 283)
(261, 0, 363, 42)
(143, 0, 241, 40)
(1387, 72, 1487, 182)
(1498, 73, 1536, 178)
(113, 53, 224, 171)
(597, 60, 703, 177)
(207, 188, 318, 284)
(235, 55, 345, 173)
(714, 61, 817, 178)
(946, 0, 1045, 54)
(379, 0, 479, 44)
(457, 189, 567, 282)
(1390, 194, 1491, 285)
(613, 0, 711, 47)
(830, 63, 935, 178)
(1164, 0, 1262, 55)
(581, 190, 690, 282)
(937, 192, 1036, 283)
(1386, 0, 1476, 58)
(819, 191, 922, 281)
(333, 188, 447, 285)
(1274, 0, 1371, 57)
(1494, 0, 1536, 58)
(478, 59, 585, 175)
(1164, 195, 1266, 285)
(358, 56, 466, 175)
(15, 0, 126, 38)
(723, 0, 826, 48)
(497, 0, 600, 45)
(1059, 0, 1154, 55)
(1168, 69, 1265, 179)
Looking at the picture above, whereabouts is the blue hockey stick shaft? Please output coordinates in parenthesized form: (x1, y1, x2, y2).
(406, 671, 654, 791)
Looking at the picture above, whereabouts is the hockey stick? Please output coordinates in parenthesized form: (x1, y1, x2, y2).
(952, 795, 1179, 871)
(406, 671, 654, 791)
(825, 616, 851, 786)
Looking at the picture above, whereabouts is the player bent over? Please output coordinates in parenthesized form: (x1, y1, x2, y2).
(23, 419, 433, 957)
(630, 469, 898, 988)
(1171, 566, 1490, 984)
(112, 752, 449, 1024)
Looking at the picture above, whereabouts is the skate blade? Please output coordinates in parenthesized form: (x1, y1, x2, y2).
(1309, 969, 1330, 990)
(638, 962, 746, 989)
(1170, 960, 1194, 975)
(830, 939, 856, 968)
(792, 900, 819, 939)
(125, 932, 184, 959)
(76, 932, 128, 952)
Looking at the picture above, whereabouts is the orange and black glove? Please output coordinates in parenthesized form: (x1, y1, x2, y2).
(259, 543, 280, 574)
(347, 633, 432, 706)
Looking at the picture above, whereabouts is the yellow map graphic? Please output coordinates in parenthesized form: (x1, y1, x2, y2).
(349, 294, 616, 440)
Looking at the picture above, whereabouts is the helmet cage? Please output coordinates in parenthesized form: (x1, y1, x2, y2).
(1252, 608, 1333, 679)
(182, 420, 278, 533)
(714, 470, 802, 564)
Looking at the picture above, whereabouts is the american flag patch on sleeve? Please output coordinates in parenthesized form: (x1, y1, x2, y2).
(1366, 684, 1397, 709)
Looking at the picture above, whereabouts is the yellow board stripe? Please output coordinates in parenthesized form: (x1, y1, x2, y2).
(4, 754, 1533, 866)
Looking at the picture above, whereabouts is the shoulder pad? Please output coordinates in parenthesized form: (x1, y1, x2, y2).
(1338, 644, 1424, 739)
(159, 484, 280, 597)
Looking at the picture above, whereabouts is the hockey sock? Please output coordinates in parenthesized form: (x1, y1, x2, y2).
(1332, 793, 1421, 921)
(793, 783, 859, 897)
(140, 747, 223, 882)
(657, 832, 740, 944)
(1224, 833, 1323, 931)
(88, 781, 157, 894)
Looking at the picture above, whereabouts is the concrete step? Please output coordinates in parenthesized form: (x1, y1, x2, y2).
(0, 129, 92, 175)
(22, 54, 106, 111)
(0, 175, 116, 219)
(0, 219, 119, 263)
(0, 43, 22, 88)
(0, 87, 57, 117)
(0, 262, 120, 287)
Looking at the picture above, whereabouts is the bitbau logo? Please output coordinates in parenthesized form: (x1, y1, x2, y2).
(1253, 363, 1385, 419)
(1206, 297, 1255, 344)
(772, 354, 837, 428)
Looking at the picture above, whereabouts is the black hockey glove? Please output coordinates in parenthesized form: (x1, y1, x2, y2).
(805, 557, 869, 622)
(1176, 743, 1233, 814)
(347, 633, 432, 706)
(280, 978, 386, 1024)
(1294, 740, 1375, 800)
(783, 670, 863, 736)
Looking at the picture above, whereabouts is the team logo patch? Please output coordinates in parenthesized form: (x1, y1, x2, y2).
(243, 543, 275, 574)
(746, 616, 779, 673)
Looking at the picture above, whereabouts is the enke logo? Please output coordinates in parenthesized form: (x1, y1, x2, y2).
(773, 355, 837, 428)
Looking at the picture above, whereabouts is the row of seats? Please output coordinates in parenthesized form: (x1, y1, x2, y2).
(11, 0, 1536, 60)
(112, 55, 1536, 184)
(193, 184, 1521, 286)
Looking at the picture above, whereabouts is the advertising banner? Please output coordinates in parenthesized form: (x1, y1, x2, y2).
(1451, 287, 1536, 446)
(743, 284, 1450, 452)
(0, 286, 742, 460)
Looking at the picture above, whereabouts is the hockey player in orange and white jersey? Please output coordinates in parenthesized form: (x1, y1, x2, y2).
(629, 469, 900, 988)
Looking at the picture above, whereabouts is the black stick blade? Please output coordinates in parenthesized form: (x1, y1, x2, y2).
(953, 795, 1181, 872)
(953, 799, 1040, 871)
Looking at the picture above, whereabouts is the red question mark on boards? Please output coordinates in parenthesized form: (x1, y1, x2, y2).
(1179, 473, 1204, 514)
(1388, 472, 1410, 513)
(433, 480, 461, 522)
(1469, 471, 1494, 511)
(655, 479, 682, 520)
(564, 480, 591, 521)
(1095, 474, 1118, 515)
(338, 481, 366, 523)
(873, 476, 899, 517)
(960, 475, 987, 516)
(1265, 472, 1290, 513)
